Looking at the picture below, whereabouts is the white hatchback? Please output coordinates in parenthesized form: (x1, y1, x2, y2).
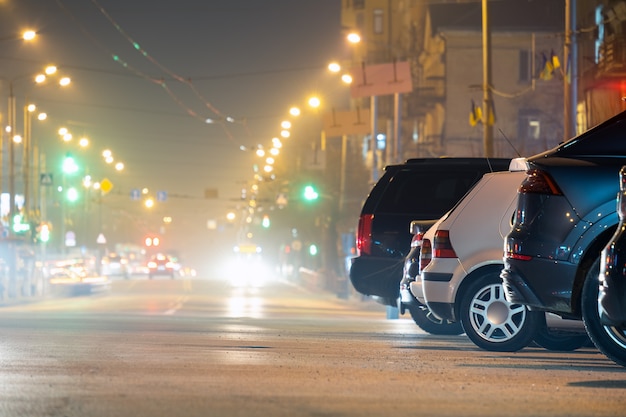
(412, 170, 588, 352)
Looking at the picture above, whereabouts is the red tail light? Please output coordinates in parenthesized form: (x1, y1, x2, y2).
(410, 231, 424, 248)
(433, 230, 457, 258)
(419, 238, 432, 272)
(518, 169, 563, 196)
(356, 214, 374, 255)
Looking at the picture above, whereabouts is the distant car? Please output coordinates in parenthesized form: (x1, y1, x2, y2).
(147, 254, 176, 279)
(101, 253, 128, 278)
(415, 170, 588, 352)
(595, 165, 626, 367)
(350, 157, 513, 308)
(501, 109, 626, 359)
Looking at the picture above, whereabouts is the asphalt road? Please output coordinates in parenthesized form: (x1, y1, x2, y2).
(1, 275, 625, 417)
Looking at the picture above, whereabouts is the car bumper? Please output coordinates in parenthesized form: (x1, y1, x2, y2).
(349, 256, 403, 301)
(501, 257, 578, 314)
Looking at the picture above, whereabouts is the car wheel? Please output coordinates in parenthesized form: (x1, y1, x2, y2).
(407, 305, 464, 335)
(459, 272, 540, 352)
(582, 257, 626, 367)
(533, 314, 590, 351)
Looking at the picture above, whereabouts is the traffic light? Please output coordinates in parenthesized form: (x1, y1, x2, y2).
(261, 214, 270, 228)
(37, 223, 50, 242)
(62, 153, 79, 174)
(66, 187, 79, 202)
(303, 185, 319, 201)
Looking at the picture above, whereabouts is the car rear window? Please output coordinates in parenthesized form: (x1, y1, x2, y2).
(557, 114, 626, 156)
(375, 168, 482, 215)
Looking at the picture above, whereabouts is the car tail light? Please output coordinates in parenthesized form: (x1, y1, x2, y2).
(419, 238, 432, 272)
(356, 214, 374, 255)
(433, 230, 457, 258)
(504, 242, 532, 261)
(410, 231, 424, 248)
(518, 169, 563, 196)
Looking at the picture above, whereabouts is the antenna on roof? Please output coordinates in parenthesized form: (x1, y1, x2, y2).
(498, 128, 522, 157)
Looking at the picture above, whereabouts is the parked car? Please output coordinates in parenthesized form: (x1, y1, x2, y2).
(399, 218, 463, 335)
(413, 170, 588, 351)
(350, 157, 512, 315)
(501, 109, 626, 357)
(594, 165, 626, 367)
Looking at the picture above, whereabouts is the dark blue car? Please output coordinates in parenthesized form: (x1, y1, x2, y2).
(501, 109, 626, 362)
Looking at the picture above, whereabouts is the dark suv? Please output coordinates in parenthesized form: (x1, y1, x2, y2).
(350, 157, 512, 309)
(501, 109, 626, 358)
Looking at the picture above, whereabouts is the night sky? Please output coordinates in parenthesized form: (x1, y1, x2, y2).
(0, 0, 345, 268)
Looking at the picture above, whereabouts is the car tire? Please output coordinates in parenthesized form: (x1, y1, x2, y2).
(533, 314, 590, 351)
(459, 272, 541, 352)
(582, 257, 626, 367)
(407, 305, 464, 335)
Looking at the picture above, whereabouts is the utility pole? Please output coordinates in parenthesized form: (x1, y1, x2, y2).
(563, 0, 577, 141)
(482, 0, 494, 157)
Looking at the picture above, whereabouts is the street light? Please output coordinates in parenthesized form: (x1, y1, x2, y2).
(7, 66, 72, 231)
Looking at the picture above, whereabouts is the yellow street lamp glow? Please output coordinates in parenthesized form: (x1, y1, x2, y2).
(226, 211, 236, 221)
(289, 107, 301, 117)
(105, 156, 114, 164)
(59, 77, 71, 86)
(270, 147, 280, 156)
(22, 30, 36, 41)
(341, 74, 353, 84)
(308, 96, 321, 108)
(34, 74, 46, 83)
(63, 133, 72, 142)
(266, 157, 274, 165)
(37, 112, 47, 121)
(281, 120, 291, 129)
(102, 149, 112, 158)
(272, 138, 282, 147)
(13, 135, 22, 144)
(27, 104, 36, 112)
(115, 162, 124, 171)
(78, 137, 89, 147)
(144, 198, 154, 209)
(58, 127, 68, 136)
(328, 62, 341, 73)
(347, 32, 361, 44)
(263, 165, 273, 173)
(280, 130, 290, 138)
(45, 66, 57, 75)
(255, 148, 265, 157)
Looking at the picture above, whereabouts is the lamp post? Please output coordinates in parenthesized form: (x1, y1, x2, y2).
(7, 66, 71, 233)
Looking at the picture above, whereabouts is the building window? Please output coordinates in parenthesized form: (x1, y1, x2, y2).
(518, 110, 541, 141)
(519, 49, 531, 83)
(373, 9, 384, 34)
(356, 12, 365, 34)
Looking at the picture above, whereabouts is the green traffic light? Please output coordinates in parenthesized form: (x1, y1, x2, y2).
(67, 187, 79, 202)
(63, 153, 79, 174)
(303, 185, 319, 201)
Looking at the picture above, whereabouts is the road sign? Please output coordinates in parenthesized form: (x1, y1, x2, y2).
(157, 191, 167, 202)
(130, 189, 141, 200)
(100, 178, 113, 194)
(40, 173, 53, 186)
